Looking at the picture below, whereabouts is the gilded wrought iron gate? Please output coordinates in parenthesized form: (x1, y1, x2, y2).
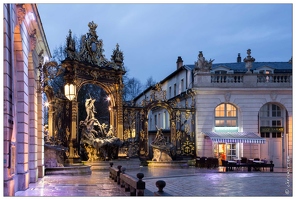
(123, 83, 196, 160)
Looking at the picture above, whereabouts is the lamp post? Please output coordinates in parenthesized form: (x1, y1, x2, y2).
(64, 77, 77, 164)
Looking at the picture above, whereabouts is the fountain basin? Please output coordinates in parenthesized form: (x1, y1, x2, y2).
(45, 164, 92, 175)
(147, 160, 188, 168)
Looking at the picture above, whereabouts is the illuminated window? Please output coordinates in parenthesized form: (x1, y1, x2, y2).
(215, 103, 237, 127)
(226, 143, 236, 160)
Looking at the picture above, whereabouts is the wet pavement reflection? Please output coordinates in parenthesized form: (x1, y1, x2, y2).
(15, 159, 292, 197)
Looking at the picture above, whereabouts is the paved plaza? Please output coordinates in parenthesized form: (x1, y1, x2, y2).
(14, 159, 293, 197)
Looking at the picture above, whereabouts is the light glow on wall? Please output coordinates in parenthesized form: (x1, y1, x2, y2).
(25, 12, 35, 24)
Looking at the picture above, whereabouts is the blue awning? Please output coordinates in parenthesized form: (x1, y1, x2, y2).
(203, 132, 265, 144)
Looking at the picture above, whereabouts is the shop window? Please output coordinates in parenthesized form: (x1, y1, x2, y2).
(272, 132, 282, 138)
(260, 132, 270, 138)
(226, 143, 236, 160)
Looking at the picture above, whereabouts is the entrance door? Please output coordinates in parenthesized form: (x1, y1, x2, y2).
(260, 138, 282, 167)
(260, 140, 269, 160)
(272, 140, 282, 167)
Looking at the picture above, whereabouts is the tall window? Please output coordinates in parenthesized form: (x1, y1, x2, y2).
(181, 79, 184, 92)
(260, 103, 283, 138)
(163, 111, 166, 129)
(215, 103, 237, 127)
(174, 83, 177, 96)
(169, 86, 171, 98)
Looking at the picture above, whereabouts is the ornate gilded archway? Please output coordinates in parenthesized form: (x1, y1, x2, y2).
(123, 83, 196, 160)
(41, 21, 126, 162)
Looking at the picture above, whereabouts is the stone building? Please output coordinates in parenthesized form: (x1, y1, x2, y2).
(3, 4, 50, 196)
(133, 51, 292, 168)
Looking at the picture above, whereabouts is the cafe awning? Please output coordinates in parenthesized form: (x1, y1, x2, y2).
(203, 132, 265, 144)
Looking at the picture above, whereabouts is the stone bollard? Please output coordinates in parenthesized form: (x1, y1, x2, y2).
(120, 167, 126, 188)
(136, 173, 145, 196)
(117, 165, 122, 185)
(109, 162, 113, 178)
(154, 180, 171, 196)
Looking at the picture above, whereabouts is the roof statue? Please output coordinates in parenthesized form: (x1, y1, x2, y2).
(194, 51, 214, 73)
(243, 49, 256, 74)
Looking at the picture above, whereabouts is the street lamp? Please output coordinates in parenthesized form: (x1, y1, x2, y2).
(64, 82, 76, 101)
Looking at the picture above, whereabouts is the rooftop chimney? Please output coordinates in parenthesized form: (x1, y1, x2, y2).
(237, 53, 241, 63)
(176, 56, 183, 69)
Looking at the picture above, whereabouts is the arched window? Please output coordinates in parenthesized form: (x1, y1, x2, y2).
(215, 103, 237, 127)
(260, 103, 283, 138)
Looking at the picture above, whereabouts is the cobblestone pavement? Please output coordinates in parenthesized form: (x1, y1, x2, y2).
(14, 159, 293, 197)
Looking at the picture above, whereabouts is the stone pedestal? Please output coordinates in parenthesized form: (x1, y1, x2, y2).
(151, 147, 172, 162)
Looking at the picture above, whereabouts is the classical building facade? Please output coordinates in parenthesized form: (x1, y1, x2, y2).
(3, 4, 50, 196)
(133, 50, 292, 168)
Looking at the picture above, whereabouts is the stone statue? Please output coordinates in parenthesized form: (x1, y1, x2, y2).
(194, 51, 214, 73)
(151, 126, 166, 146)
(85, 96, 96, 121)
(150, 126, 175, 162)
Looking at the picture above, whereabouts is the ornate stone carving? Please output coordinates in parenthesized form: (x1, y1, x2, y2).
(194, 51, 214, 73)
(29, 29, 37, 51)
(270, 92, 277, 101)
(225, 92, 231, 102)
(16, 4, 26, 25)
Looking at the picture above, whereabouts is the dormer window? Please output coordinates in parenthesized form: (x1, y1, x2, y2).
(211, 66, 233, 74)
(259, 70, 272, 74)
(215, 70, 227, 74)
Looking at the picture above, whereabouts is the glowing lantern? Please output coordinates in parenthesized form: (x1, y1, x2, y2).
(64, 83, 76, 101)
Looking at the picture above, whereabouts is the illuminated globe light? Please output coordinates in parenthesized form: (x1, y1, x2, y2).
(64, 83, 76, 101)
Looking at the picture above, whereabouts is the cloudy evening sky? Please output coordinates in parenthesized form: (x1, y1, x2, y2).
(37, 2, 293, 84)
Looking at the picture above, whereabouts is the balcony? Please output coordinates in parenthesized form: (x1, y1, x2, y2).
(193, 73, 292, 88)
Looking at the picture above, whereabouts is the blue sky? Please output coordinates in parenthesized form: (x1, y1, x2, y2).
(37, 2, 293, 83)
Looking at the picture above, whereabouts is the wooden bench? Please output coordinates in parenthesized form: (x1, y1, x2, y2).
(120, 170, 146, 196)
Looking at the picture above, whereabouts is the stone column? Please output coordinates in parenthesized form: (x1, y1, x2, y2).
(15, 36, 30, 191)
(68, 100, 78, 163)
(28, 53, 38, 183)
(47, 100, 55, 138)
(37, 92, 44, 178)
(116, 84, 123, 139)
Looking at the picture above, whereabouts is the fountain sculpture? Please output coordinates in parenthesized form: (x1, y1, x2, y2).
(79, 96, 122, 161)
